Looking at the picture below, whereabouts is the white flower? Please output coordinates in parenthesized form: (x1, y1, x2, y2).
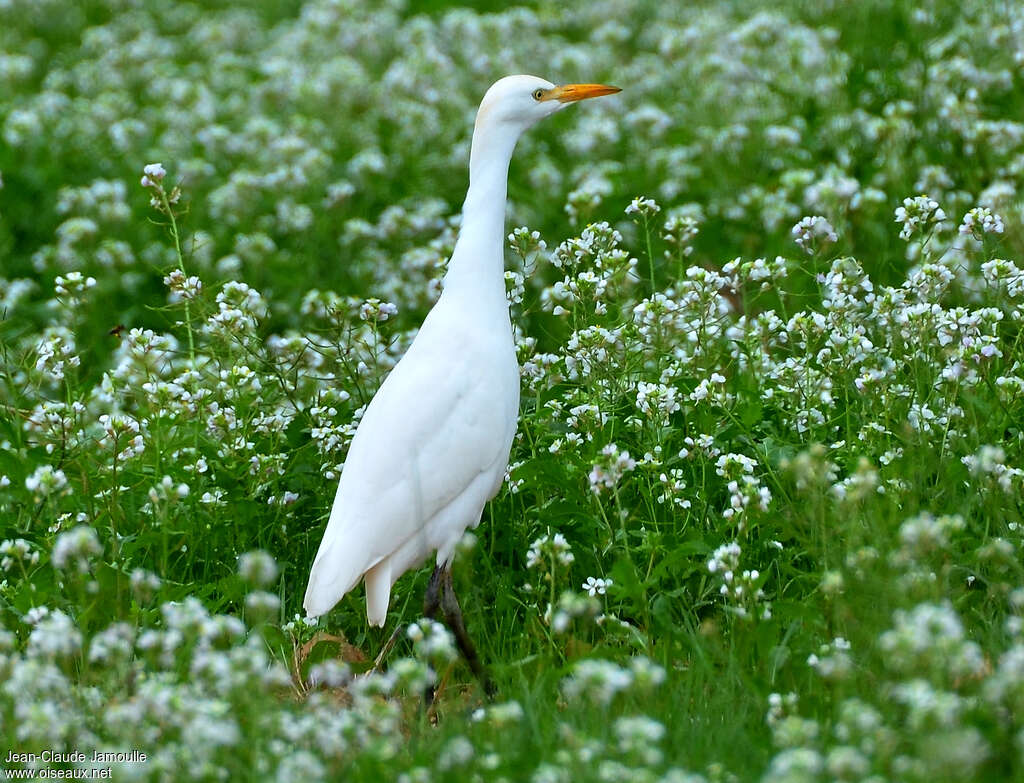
(614, 715, 666, 754)
(582, 576, 613, 596)
(130, 568, 162, 603)
(276, 751, 325, 782)
(625, 196, 661, 217)
(636, 381, 681, 421)
(163, 269, 203, 302)
(358, 298, 398, 322)
(245, 591, 281, 623)
(708, 541, 741, 574)
(508, 226, 547, 256)
(24, 464, 68, 495)
(504, 270, 526, 305)
(54, 271, 97, 299)
(662, 207, 701, 253)
(690, 372, 727, 404)
(88, 622, 135, 664)
(959, 206, 1004, 237)
(0, 538, 39, 571)
(28, 609, 82, 660)
(52, 526, 101, 572)
(147, 475, 189, 505)
(140, 162, 166, 188)
(307, 659, 351, 688)
(407, 618, 457, 664)
(237, 550, 279, 587)
(629, 656, 666, 689)
(24, 606, 50, 625)
(438, 736, 474, 771)
(562, 659, 634, 705)
(894, 194, 946, 240)
(527, 532, 575, 569)
(588, 443, 637, 493)
(791, 215, 838, 254)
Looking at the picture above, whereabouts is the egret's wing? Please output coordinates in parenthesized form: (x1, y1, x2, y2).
(303, 313, 516, 616)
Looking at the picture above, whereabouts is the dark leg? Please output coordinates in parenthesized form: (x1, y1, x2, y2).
(423, 565, 444, 707)
(438, 566, 496, 699)
(424, 564, 443, 619)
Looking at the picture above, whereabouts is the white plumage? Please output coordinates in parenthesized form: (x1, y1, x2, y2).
(304, 75, 621, 629)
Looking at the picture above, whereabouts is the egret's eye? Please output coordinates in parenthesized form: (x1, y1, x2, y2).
(532, 88, 545, 101)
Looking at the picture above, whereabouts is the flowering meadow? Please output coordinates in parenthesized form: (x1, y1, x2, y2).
(2, 0, 1024, 780)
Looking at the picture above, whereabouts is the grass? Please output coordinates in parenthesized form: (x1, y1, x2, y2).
(1, 0, 1024, 780)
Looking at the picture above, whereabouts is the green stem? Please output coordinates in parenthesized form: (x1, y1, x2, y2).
(643, 215, 656, 291)
(161, 191, 195, 365)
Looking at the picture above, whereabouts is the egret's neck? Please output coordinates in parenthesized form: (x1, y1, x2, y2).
(442, 118, 522, 302)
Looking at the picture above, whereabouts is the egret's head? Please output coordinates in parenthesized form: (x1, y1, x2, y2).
(476, 74, 621, 134)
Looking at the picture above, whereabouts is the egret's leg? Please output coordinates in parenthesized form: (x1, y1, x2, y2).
(422, 565, 445, 706)
(438, 566, 496, 699)
(424, 564, 444, 619)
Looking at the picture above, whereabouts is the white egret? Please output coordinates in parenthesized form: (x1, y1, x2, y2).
(304, 75, 621, 688)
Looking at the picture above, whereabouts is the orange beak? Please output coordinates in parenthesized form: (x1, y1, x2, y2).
(547, 83, 622, 103)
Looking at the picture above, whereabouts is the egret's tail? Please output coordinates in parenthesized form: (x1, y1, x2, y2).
(303, 538, 395, 626)
(362, 559, 392, 627)
(303, 537, 367, 618)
